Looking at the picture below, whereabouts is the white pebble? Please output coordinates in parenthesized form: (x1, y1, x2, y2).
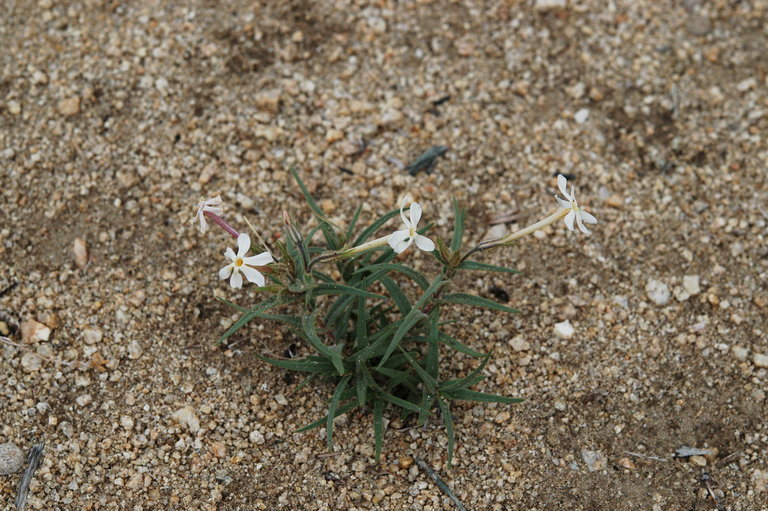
(753, 353, 768, 368)
(732, 346, 749, 361)
(683, 275, 700, 296)
(510, 336, 531, 351)
(82, 328, 103, 345)
(249, 430, 265, 444)
(21, 352, 42, 372)
(172, 407, 200, 433)
(534, 0, 566, 11)
(574, 108, 590, 124)
(645, 279, 670, 306)
(0, 443, 24, 475)
(554, 320, 575, 339)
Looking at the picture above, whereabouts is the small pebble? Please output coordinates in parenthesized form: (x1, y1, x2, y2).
(73, 238, 89, 269)
(534, 0, 566, 11)
(617, 457, 636, 469)
(554, 320, 574, 339)
(511, 336, 530, 351)
(82, 328, 103, 345)
(732, 346, 748, 362)
(21, 319, 51, 343)
(249, 430, 265, 444)
(172, 407, 200, 433)
(646, 279, 670, 306)
(0, 443, 24, 475)
(574, 108, 589, 124)
(753, 353, 768, 368)
(683, 275, 700, 296)
(58, 96, 81, 116)
(127, 340, 143, 359)
(21, 352, 43, 372)
(581, 450, 606, 472)
(7, 100, 21, 115)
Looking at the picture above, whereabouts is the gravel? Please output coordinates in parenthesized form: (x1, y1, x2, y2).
(0, 443, 24, 475)
(2, 0, 767, 509)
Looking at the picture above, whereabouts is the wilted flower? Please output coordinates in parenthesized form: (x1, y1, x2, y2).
(219, 233, 273, 289)
(191, 196, 224, 234)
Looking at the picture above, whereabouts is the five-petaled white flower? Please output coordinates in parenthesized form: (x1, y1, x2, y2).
(554, 174, 598, 235)
(192, 196, 224, 233)
(219, 233, 273, 289)
(387, 197, 435, 254)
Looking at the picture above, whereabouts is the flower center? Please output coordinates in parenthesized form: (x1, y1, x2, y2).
(235, 258, 244, 267)
(409, 227, 416, 238)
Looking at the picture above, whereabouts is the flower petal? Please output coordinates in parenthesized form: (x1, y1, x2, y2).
(205, 196, 222, 207)
(555, 196, 571, 209)
(557, 174, 571, 200)
(579, 209, 598, 224)
(392, 238, 412, 254)
(387, 229, 410, 250)
(576, 212, 591, 235)
(399, 197, 411, 227)
(219, 264, 233, 280)
(198, 214, 208, 233)
(229, 270, 243, 289)
(203, 205, 223, 216)
(224, 247, 236, 261)
(240, 265, 266, 286)
(236, 233, 251, 258)
(409, 202, 422, 227)
(414, 234, 435, 252)
(243, 252, 274, 266)
(564, 210, 576, 231)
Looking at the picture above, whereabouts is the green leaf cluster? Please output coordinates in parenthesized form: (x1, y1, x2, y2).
(219, 169, 523, 466)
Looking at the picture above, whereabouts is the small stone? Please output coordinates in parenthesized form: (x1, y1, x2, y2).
(534, 0, 566, 11)
(730, 346, 748, 362)
(554, 320, 574, 339)
(581, 449, 607, 472)
(249, 430, 265, 444)
(510, 336, 530, 351)
(274, 394, 288, 406)
(325, 129, 344, 143)
(7, 100, 21, 115)
(0, 322, 9, 336)
(76, 394, 92, 407)
(73, 238, 88, 269)
(752, 468, 768, 492)
(753, 353, 768, 368)
(198, 164, 216, 184)
(690, 455, 707, 466)
(254, 90, 281, 113)
(645, 279, 670, 306)
(21, 352, 42, 372)
(82, 328, 103, 345)
(605, 195, 623, 208)
(398, 455, 414, 469)
(32, 71, 48, 85)
(378, 108, 403, 125)
(126, 472, 143, 490)
(127, 340, 143, 360)
(574, 108, 589, 124)
(617, 457, 636, 470)
(120, 415, 135, 431)
(686, 13, 711, 36)
(683, 275, 700, 296)
(58, 96, 81, 116)
(21, 319, 51, 343)
(210, 441, 226, 458)
(172, 407, 200, 433)
(0, 443, 24, 475)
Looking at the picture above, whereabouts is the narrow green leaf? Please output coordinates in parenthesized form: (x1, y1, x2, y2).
(314, 283, 385, 300)
(257, 355, 335, 374)
(439, 352, 493, 392)
(438, 332, 486, 358)
(379, 391, 427, 414)
(327, 375, 351, 450)
(457, 260, 521, 274)
(450, 198, 465, 252)
(436, 398, 455, 467)
(215, 297, 246, 313)
(355, 370, 367, 407)
(443, 389, 524, 404)
(426, 309, 440, 380)
(354, 297, 368, 351)
(398, 348, 437, 391)
(353, 263, 430, 289)
(380, 275, 411, 315)
(373, 398, 385, 460)
(301, 313, 345, 375)
(346, 204, 363, 239)
(441, 293, 519, 314)
(219, 295, 293, 343)
(297, 397, 359, 432)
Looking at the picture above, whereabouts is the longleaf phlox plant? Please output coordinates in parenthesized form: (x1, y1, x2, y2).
(191, 171, 597, 466)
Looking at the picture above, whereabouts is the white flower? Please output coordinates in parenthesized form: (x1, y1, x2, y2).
(387, 197, 435, 254)
(191, 196, 223, 233)
(554, 174, 598, 235)
(219, 233, 273, 289)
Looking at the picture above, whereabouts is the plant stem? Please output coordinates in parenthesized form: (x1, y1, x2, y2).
(204, 210, 240, 239)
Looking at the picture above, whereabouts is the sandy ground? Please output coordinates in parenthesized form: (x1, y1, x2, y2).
(2, 0, 768, 509)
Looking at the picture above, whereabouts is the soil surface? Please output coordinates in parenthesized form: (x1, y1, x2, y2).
(2, 1, 768, 510)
